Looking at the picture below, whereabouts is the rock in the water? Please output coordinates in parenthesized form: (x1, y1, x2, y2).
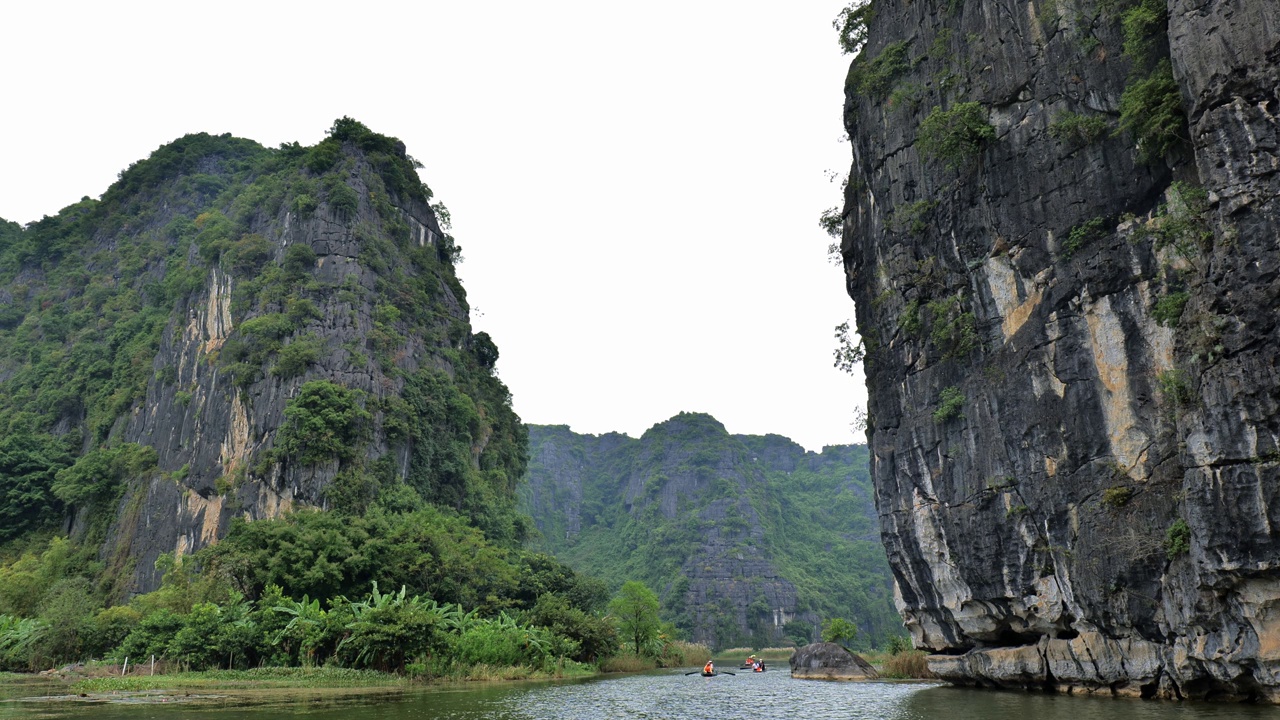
(789, 642, 879, 680)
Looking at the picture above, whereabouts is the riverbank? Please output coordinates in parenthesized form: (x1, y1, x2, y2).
(4, 662, 602, 698)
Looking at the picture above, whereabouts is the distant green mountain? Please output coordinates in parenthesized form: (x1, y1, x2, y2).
(519, 412, 901, 650)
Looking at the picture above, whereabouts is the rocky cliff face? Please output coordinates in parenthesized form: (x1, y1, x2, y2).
(519, 415, 899, 649)
(0, 120, 524, 596)
(840, 0, 1279, 701)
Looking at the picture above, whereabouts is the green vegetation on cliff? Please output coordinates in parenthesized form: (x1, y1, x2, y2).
(519, 414, 900, 651)
(0, 119, 610, 678)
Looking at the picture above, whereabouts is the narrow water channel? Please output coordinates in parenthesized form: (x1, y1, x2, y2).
(3, 670, 1279, 719)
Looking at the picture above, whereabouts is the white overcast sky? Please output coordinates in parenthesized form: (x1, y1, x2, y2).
(0, 1, 867, 451)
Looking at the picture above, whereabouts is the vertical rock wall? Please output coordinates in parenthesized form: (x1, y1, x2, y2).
(841, 0, 1280, 701)
(106, 143, 458, 593)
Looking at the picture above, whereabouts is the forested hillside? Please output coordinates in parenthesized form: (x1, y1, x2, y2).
(520, 413, 901, 650)
(0, 120, 617, 675)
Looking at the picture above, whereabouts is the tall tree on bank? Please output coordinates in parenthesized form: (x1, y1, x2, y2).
(609, 581, 660, 656)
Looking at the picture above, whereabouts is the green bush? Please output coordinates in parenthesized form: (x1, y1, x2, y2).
(1120, 0, 1167, 67)
(1119, 61, 1185, 163)
(225, 234, 273, 276)
(932, 386, 964, 422)
(821, 617, 859, 648)
(1156, 368, 1193, 407)
(847, 41, 910, 98)
(283, 244, 317, 278)
(1064, 216, 1107, 257)
(526, 593, 617, 663)
(926, 295, 977, 358)
(116, 609, 185, 662)
(1165, 518, 1191, 559)
(325, 177, 359, 216)
(1150, 182, 1212, 257)
(1152, 291, 1189, 327)
(273, 334, 323, 378)
(51, 443, 158, 506)
(1048, 111, 1109, 144)
(274, 381, 371, 466)
(337, 584, 450, 672)
(917, 102, 996, 168)
(0, 614, 45, 671)
(889, 200, 937, 235)
(1101, 486, 1133, 508)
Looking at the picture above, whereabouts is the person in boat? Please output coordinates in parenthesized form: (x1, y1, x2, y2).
(752, 658, 764, 672)
(703, 660, 715, 676)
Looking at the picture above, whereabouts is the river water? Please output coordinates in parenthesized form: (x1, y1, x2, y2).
(3, 670, 1278, 719)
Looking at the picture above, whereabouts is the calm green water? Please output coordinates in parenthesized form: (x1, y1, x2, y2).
(3, 671, 1279, 719)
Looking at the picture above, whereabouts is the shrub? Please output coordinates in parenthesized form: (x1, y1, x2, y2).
(1150, 182, 1212, 257)
(926, 295, 977, 358)
(0, 615, 45, 670)
(325, 178, 359, 216)
(881, 649, 934, 678)
(225, 234, 272, 276)
(305, 142, 341, 175)
(274, 380, 372, 465)
(1165, 518, 1191, 559)
(1119, 61, 1185, 163)
(283, 244, 317, 277)
(526, 593, 617, 663)
(240, 313, 294, 340)
(848, 41, 910, 98)
(116, 609, 185, 662)
(821, 617, 859, 648)
(1064, 216, 1106, 257)
(1120, 0, 1167, 67)
(1152, 291, 1189, 327)
(1102, 486, 1133, 508)
(273, 334, 323, 378)
(1156, 368, 1193, 407)
(1049, 111, 1109, 144)
(932, 385, 964, 422)
(292, 193, 318, 215)
(51, 443, 158, 506)
(889, 200, 937, 235)
(917, 102, 996, 168)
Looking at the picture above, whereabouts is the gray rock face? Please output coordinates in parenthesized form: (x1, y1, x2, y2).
(790, 642, 878, 680)
(840, 0, 1280, 703)
(96, 137, 473, 594)
(519, 416, 899, 648)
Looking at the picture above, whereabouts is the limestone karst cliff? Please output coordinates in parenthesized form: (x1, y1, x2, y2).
(0, 119, 525, 597)
(839, 0, 1280, 701)
(518, 414, 900, 649)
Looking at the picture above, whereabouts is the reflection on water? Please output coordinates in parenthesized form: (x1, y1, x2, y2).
(3, 670, 1279, 720)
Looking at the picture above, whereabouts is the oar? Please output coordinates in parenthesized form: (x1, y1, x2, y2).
(684, 670, 737, 676)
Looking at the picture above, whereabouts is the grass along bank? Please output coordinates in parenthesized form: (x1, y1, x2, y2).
(72, 667, 402, 692)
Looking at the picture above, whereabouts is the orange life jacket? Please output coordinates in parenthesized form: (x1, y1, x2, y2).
(704, 662, 714, 674)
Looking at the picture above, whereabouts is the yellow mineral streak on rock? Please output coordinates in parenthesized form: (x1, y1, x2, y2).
(1084, 295, 1147, 472)
(985, 257, 1043, 341)
(1044, 455, 1058, 477)
(220, 392, 251, 478)
(173, 491, 224, 560)
(202, 269, 234, 354)
(254, 486, 295, 521)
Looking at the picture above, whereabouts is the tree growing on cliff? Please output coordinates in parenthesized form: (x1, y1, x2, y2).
(609, 581, 661, 656)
